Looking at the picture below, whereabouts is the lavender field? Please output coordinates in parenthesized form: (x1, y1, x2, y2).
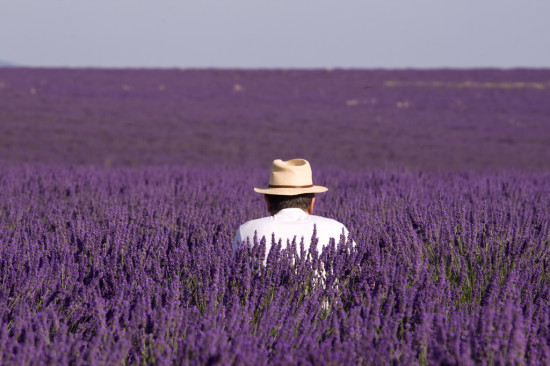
(1, 68, 549, 171)
(1, 68, 549, 364)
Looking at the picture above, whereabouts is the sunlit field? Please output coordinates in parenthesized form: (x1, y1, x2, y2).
(1, 69, 549, 364)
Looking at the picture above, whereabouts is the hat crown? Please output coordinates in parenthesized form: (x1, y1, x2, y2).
(269, 159, 313, 186)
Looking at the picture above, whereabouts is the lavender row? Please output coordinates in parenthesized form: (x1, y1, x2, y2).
(1, 68, 549, 170)
(1, 165, 549, 364)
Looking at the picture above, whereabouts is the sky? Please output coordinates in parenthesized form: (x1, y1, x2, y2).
(1, 0, 549, 69)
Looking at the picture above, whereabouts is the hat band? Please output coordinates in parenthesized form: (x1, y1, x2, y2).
(268, 184, 314, 188)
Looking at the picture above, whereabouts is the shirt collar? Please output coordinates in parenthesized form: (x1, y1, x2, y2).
(274, 208, 309, 219)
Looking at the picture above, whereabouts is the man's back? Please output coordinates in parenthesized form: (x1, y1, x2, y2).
(233, 207, 350, 253)
(233, 158, 352, 256)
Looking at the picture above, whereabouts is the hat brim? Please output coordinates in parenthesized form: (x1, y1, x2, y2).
(253, 185, 328, 196)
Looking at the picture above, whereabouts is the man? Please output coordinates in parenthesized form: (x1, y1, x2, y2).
(233, 158, 352, 254)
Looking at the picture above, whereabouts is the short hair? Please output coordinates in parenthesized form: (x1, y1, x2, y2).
(265, 193, 315, 214)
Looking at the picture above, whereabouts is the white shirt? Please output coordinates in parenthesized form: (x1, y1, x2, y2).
(233, 208, 351, 253)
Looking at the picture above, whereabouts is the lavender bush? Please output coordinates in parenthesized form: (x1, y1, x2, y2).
(1, 165, 548, 364)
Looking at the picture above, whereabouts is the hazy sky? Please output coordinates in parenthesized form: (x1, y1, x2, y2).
(2, 0, 549, 69)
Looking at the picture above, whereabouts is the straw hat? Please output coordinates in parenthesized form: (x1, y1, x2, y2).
(254, 159, 328, 196)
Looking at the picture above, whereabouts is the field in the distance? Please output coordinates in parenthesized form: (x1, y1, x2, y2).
(0, 69, 549, 365)
(1, 68, 549, 171)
